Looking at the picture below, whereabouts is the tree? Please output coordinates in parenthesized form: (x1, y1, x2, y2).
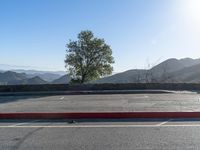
(65, 30, 114, 84)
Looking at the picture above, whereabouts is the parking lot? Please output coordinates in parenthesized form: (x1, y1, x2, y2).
(0, 93, 200, 112)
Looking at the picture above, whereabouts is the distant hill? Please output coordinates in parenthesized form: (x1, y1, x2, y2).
(11, 69, 66, 76)
(94, 58, 200, 83)
(149, 58, 185, 78)
(52, 75, 71, 84)
(19, 76, 48, 85)
(0, 71, 47, 85)
(151, 58, 200, 83)
(2, 58, 200, 84)
(25, 73, 62, 82)
(10, 69, 65, 82)
(0, 71, 27, 85)
(94, 69, 147, 83)
(0, 64, 66, 75)
(165, 63, 200, 83)
(179, 58, 200, 67)
(0, 67, 66, 82)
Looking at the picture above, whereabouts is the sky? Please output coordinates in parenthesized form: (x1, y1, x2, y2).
(1, 0, 200, 72)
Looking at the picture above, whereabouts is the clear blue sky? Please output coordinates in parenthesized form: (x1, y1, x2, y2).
(1, 0, 200, 72)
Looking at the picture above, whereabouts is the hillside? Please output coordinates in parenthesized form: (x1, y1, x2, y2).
(165, 63, 200, 83)
(0, 67, 65, 82)
(52, 75, 71, 84)
(0, 71, 27, 85)
(94, 69, 147, 83)
(10, 69, 65, 82)
(2, 58, 200, 84)
(94, 58, 200, 83)
(20, 76, 48, 85)
(149, 58, 185, 78)
(25, 73, 62, 82)
(179, 58, 200, 67)
(0, 71, 48, 85)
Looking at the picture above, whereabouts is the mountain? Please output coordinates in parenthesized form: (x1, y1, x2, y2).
(0, 71, 27, 85)
(0, 64, 66, 75)
(94, 58, 186, 83)
(179, 58, 200, 67)
(94, 69, 147, 83)
(149, 58, 185, 78)
(2, 57, 200, 84)
(165, 63, 200, 83)
(24, 73, 62, 82)
(0, 71, 47, 85)
(11, 69, 66, 76)
(0, 68, 66, 82)
(19, 76, 48, 85)
(52, 75, 71, 84)
(94, 58, 200, 83)
(10, 69, 65, 82)
(151, 58, 200, 83)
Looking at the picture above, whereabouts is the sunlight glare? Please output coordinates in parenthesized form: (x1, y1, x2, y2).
(186, 0, 200, 22)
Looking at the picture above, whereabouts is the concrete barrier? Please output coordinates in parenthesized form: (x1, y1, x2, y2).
(0, 90, 174, 96)
(1, 83, 200, 93)
(1, 112, 200, 119)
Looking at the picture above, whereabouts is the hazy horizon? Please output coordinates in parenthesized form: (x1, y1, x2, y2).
(0, 57, 199, 73)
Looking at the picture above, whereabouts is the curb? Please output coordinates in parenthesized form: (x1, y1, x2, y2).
(0, 90, 173, 96)
(1, 112, 200, 119)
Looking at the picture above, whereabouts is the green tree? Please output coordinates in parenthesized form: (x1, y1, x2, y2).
(65, 30, 114, 84)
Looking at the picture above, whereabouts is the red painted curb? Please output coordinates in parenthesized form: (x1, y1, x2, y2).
(0, 112, 200, 119)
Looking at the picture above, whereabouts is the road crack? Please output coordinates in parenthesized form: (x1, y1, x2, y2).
(12, 127, 43, 150)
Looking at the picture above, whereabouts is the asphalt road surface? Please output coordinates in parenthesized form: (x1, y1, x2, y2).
(1, 118, 200, 150)
(0, 93, 200, 112)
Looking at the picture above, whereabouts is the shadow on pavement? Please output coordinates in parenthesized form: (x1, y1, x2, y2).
(0, 95, 50, 104)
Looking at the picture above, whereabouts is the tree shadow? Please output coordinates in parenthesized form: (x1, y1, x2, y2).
(0, 95, 51, 104)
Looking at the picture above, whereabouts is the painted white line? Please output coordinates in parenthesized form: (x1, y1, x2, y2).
(9, 120, 40, 127)
(156, 119, 173, 126)
(0, 124, 200, 128)
(162, 124, 200, 127)
(132, 96, 149, 99)
(60, 97, 64, 100)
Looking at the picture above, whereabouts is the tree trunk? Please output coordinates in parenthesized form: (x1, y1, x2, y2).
(81, 74, 86, 83)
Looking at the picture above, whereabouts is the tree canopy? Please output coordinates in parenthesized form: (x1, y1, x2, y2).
(65, 30, 114, 84)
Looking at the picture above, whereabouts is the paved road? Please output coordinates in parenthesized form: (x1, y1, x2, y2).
(1, 119, 200, 149)
(0, 93, 200, 112)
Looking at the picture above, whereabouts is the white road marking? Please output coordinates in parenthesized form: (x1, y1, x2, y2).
(60, 97, 65, 100)
(9, 120, 40, 127)
(156, 119, 173, 126)
(0, 124, 200, 128)
(132, 96, 149, 99)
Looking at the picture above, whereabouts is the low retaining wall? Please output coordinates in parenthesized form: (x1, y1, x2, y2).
(0, 90, 173, 96)
(0, 83, 200, 92)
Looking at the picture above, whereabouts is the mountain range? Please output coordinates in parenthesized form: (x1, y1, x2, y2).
(0, 71, 48, 85)
(1, 57, 200, 85)
(94, 58, 200, 83)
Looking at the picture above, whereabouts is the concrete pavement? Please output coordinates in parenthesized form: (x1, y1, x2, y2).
(0, 93, 200, 112)
(1, 119, 200, 149)
(0, 93, 200, 149)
